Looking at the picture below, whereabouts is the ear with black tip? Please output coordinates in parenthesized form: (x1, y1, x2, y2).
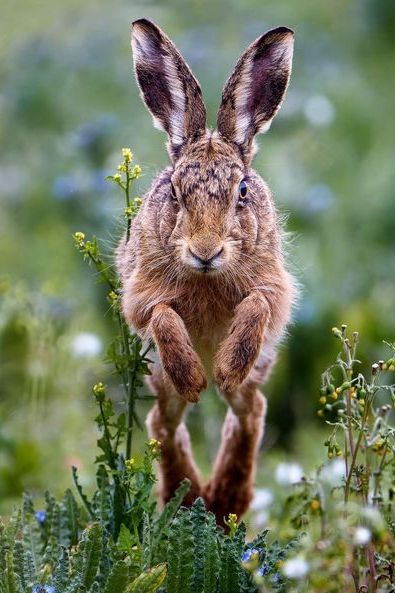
(217, 27, 294, 161)
(131, 18, 207, 159)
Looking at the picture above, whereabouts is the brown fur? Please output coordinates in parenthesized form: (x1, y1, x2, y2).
(117, 19, 296, 524)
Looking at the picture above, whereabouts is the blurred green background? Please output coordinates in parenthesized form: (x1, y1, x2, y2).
(1, 0, 394, 514)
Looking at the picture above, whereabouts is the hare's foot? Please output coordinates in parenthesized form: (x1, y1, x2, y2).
(214, 292, 270, 392)
(150, 303, 207, 403)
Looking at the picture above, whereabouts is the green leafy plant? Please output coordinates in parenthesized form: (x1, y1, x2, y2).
(247, 327, 395, 593)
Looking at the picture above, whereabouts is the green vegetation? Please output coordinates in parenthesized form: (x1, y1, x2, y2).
(1, 1, 395, 589)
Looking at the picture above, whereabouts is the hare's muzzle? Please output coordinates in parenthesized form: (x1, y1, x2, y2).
(182, 236, 225, 274)
(187, 246, 224, 273)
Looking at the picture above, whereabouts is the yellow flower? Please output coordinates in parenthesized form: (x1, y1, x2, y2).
(148, 438, 161, 456)
(122, 147, 133, 162)
(108, 291, 118, 301)
(125, 458, 135, 470)
(310, 499, 320, 511)
(132, 164, 142, 178)
(73, 231, 85, 246)
(93, 382, 105, 395)
(113, 173, 121, 182)
(117, 164, 127, 172)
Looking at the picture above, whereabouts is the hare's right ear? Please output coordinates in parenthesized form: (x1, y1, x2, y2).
(131, 19, 207, 159)
(217, 27, 294, 163)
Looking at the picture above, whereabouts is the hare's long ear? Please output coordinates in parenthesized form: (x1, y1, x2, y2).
(131, 19, 207, 159)
(217, 27, 294, 162)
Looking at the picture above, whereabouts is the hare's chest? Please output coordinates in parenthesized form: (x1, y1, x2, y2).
(173, 290, 235, 372)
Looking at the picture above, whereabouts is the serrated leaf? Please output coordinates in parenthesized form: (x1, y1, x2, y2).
(126, 563, 167, 593)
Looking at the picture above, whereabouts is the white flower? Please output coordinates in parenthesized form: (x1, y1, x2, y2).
(275, 462, 304, 485)
(71, 332, 102, 358)
(354, 527, 372, 546)
(283, 556, 309, 579)
(251, 488, 273, 511)
(304, 94, 335, 127)
(253, 510, 269, 529)
(320, 458, 346, 487)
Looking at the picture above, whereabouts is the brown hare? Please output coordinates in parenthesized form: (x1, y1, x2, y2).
(117, 18, 296, 524)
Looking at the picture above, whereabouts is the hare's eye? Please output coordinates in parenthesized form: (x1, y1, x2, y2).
(239, 180, 248, 198)
(237, 179, 249, 207)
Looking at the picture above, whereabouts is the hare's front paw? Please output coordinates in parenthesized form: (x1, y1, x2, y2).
(162, 348, 207, 403)
(214, 342, 254, 393)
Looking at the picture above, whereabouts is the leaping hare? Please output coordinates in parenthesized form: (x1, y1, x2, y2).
(117, 18, 296, 524)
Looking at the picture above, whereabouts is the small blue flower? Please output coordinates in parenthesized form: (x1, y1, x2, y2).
(35, 511, 46, 525)
(241, 548, 260, 563)
(256, 564, 269, 577)
(271, 573, 281, 584)
(32, 586, 56, 593)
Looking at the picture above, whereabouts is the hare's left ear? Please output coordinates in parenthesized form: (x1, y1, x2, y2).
(131, 19, 207, 159)
(217, 27, 294, 162)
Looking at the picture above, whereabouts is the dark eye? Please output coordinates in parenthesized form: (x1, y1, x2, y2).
(238, 179, 248, 206)
(171, 182, 177, 200)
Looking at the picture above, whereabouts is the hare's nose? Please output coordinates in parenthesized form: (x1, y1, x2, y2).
(188, 247, 224, 267)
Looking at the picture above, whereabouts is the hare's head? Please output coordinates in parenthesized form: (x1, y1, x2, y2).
(132, 19, 294, 275)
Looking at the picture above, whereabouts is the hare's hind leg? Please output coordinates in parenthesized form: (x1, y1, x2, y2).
(147, 366, 202, 506)
(203, 380, 267, 525)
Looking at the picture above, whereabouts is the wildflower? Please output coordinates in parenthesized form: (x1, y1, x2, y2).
(117, 164, 127, 172)
(332, 327, 342, 338)
(132, 164, 142, 178)
(73, 231, 85, 246)
(122, 147, 133, 162)
(241, 548, 260, 564)
(108, 291, 118, 301)
(124, 206, 133, 217)
(71, 332, 102, 358)
(251, 488, 273, 511)
(148, 438, 161, 456)
(35, 510, 46, 524)
(354, 526, 372, 546)
(32, 587, 56, 593)
(310, 499, 320, 511)
(275, 462, 303, 485)
(113, 173, 122, 183)
(254, 564, 269, 579)
(224, 513, 238, 536)
(93, 382, 105, 396)
(125, 458, 135, 471)
(320, 458, 346, 487)
(282, 556, 309, 579)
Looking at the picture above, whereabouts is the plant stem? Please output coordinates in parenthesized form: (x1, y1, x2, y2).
(125, 168, 131, 243)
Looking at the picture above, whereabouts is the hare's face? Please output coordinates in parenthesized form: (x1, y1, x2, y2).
(168, 135, 265, 274)
(131, 18, 294, 273)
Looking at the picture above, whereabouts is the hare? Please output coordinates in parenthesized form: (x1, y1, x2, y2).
(117, 18, 296, 524)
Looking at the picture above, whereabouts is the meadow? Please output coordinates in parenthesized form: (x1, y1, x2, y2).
(1, 0, 394, 591)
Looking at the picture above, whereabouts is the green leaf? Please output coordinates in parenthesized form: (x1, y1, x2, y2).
(53, 547, 71, 593)
(72, 466, 95, 520)
(73, 523, 103, 590)
(190, 498, 207, 593)
(102, 560, 129, 593)
(203, 513, 220, 593)
(63, 489, 80, 546)
(126, 563, 167, 593)
(151, 480, 191, 564)
(166, 509, 194, 593)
